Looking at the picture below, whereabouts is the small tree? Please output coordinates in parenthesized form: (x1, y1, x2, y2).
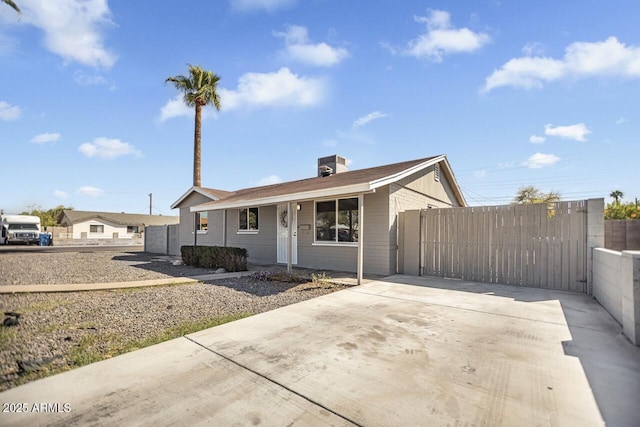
(605, 201, 639, 220)
(21, 205, 73, 227)
(513, 186, 561, 204)
(609, 190, 624, 205)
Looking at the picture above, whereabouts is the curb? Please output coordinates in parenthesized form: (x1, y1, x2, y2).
(0, 271, 255, 294)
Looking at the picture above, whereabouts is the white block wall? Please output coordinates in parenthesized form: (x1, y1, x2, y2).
(593, 248, 640, 345)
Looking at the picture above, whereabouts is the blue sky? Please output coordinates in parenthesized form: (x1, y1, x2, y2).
(1, 0, 638, 215)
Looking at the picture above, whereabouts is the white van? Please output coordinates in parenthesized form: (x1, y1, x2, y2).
(0, 215, 41, 245)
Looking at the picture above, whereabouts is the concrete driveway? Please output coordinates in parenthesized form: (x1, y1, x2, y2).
(2, 275, 639, 426)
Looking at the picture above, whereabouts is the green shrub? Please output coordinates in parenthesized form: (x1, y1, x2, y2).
(180, 246, 248, 271)
(605, 202, 640, 220)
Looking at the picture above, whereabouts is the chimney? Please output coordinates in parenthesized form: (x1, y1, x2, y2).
(317, 155, 348, 177)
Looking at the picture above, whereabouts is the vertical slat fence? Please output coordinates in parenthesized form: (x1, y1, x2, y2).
(420, 200, 588, 292)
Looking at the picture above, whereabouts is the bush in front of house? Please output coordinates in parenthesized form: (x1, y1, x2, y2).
(180, 246, 248, 272)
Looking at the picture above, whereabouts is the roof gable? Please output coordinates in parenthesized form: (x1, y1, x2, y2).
(171, 186, 234, 209)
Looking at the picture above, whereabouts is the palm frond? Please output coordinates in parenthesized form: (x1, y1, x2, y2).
(3, 0, 21, 14)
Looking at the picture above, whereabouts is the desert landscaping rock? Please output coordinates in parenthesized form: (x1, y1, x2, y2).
(0, 251, 210, 286)
(0, 250, 346, 391)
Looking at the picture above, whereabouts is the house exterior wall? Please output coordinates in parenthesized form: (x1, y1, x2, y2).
(177, 192, 220, 249)
(392, 163, 460, 209)
(72, 219, 135, 239)
(296, 189, 392, 275)
(226, 206, 278, 264)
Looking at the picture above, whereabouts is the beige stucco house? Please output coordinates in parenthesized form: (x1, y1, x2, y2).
(58, 210, 179, 241)
(171, 154, 466, 282)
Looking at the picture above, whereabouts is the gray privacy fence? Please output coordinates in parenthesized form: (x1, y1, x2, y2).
(605, 220, 640, 251)
(398, 199, 605, 293)
(144, 224, 180, 256)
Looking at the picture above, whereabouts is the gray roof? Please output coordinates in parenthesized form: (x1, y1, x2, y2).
(191, 155, 466, 212)
(59, 210, 179, 226)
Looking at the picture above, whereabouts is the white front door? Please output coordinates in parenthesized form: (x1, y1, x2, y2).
(277, 204, 297, 264)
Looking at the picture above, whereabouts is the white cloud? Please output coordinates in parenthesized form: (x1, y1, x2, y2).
(484, 37, 640, 92)
(53, 190, 69, 199)
(396, 9, 490, 62)
(522, 153, 560, 169)
(257, 175, 283, 186)
(230, 0, 296, 12)
(274, 25, 349, 67)
(522, 42, 545, 57)
(31, 133, 61, 144)
(78, 137, 142, 159)
(0, 100, 21, 120)
(474, 170, 486, 178)
(219, 67, 325, 110)
(352, 111, 389, 129)
(159, 94, 193, 121)
(529, 135, 545, 144)
(544, 123, 591, 141)
(76, 186, 103, 197)
(616, 117, 628, 124)
(4, 0, 116, 68)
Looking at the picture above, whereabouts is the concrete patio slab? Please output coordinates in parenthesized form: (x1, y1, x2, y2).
(1, 275, 639, 426)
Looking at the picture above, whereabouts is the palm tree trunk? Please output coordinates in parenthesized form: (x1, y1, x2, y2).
(193, 103, 202, 187)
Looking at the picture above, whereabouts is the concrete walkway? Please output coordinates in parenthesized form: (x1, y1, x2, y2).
(1, 275, 639, 426)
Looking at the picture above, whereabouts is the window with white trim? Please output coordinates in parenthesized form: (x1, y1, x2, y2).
(127, 225, 139, 234)
(196, 212, 208, 231)
(239, 207, 259, 231)
(315, 197, 358, 243)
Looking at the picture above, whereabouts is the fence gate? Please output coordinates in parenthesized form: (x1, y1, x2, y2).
(419, 201, 588, 292)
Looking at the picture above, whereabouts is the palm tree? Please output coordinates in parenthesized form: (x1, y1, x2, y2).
(3, 0, 20, 14)
(166, 64, 221, 187)
(610, 190, 624, 204)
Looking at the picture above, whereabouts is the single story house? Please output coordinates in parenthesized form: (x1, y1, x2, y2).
(172, 154, 466, 282)
(57, 210, 179, 240)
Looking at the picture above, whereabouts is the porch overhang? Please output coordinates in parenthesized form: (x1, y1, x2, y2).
(190, 184, 376, 212)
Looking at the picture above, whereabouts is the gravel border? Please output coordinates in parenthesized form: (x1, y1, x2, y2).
(0, 250, 347, 391)
(0, 251, 217, 286)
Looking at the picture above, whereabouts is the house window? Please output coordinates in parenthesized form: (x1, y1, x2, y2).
(196, 212, 208, 231)
(239, 208, 259, 231)
(127, 226, 139, 234)
(315, 197, 358, 243)
(434, 164, 440, 182)
(90, 224, 104, 233)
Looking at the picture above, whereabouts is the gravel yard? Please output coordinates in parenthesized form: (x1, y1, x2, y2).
(0, 249, 347, 391)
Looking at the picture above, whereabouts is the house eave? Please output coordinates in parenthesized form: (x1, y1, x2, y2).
(190, 183, 374, 212)
(369, 155, 445, 189)
(171, 186, 225, 209)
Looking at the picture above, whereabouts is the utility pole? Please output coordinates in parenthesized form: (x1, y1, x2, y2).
(149, 193, 152, 215)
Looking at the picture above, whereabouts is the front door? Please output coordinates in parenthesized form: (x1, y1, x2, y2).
(277, 204, 297, 264)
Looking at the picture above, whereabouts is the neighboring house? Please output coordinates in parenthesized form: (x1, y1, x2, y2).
(172, 154, 466, 281)
(58, 210, 179, 240)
